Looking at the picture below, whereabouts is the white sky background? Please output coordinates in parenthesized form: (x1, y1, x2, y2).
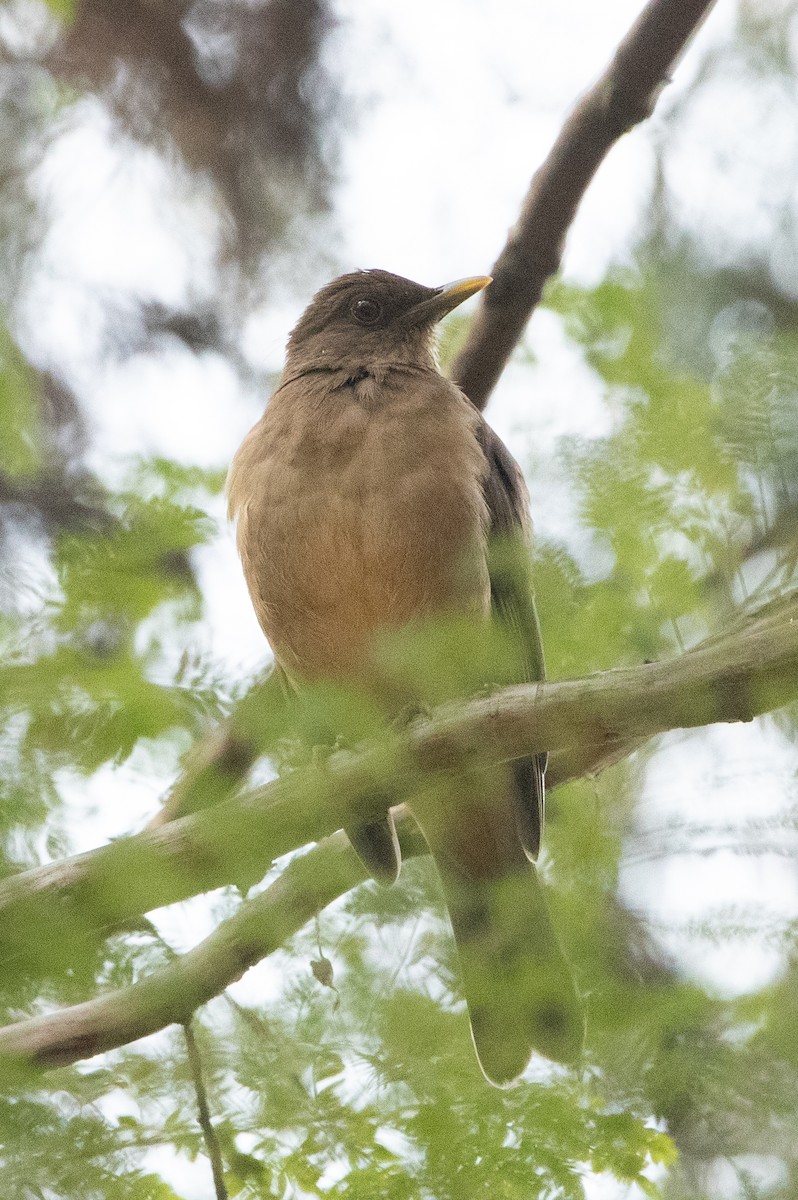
(14, 0, 798, 1194)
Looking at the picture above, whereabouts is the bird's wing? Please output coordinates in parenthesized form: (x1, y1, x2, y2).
(411, 415, 584, 1086)
(474, 418, 547, 860)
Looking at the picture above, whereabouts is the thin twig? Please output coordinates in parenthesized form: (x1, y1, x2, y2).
(182, 1020, 228, 1200)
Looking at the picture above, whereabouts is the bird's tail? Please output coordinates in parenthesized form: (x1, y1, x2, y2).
(412, 778, 583, 1086)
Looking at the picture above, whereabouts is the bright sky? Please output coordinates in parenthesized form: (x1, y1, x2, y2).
(18, 0, 798, 1194)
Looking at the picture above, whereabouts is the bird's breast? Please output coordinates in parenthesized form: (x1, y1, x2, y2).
(228, 370, 490, 682)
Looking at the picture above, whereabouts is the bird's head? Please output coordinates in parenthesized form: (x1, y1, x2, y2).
(284, 268, 491, 377)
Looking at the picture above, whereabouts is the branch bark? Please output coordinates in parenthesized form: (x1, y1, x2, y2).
(450, 0, 717, 409)
(0, 593, 795, 980)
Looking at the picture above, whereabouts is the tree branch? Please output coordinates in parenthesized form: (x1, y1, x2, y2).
(0, 822, 438, 1076)
(144, 671, 286, 831)
(0, 830, 371, 1075)
(0, 593, 795, 981)
(450, 0, 717, 409)
(0, 595, 796, 1073)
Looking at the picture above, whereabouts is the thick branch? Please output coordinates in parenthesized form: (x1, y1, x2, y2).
(0, 595, 795, 978)
(450, 0, 717, 408)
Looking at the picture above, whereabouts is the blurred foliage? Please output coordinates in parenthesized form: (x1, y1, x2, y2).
(1, 2, 798, 1200)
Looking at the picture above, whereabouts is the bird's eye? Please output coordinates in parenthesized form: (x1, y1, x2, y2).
(351, 297, 383, 325)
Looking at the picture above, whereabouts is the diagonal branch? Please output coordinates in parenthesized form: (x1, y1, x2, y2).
(0, 823, 425, 1075)
(0, 830, 368, 1075)
(450, 0, 717, 409)
(0, 593, 796, 981)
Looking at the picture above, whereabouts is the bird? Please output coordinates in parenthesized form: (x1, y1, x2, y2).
(226, 269, 583, 1085)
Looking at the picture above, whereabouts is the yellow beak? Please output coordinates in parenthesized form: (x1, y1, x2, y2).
(395, 275, 492, 329)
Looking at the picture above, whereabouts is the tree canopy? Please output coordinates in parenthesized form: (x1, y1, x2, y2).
(2, 1, 798, 1198)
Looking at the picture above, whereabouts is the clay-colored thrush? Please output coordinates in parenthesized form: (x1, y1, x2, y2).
(227, 269, 583, 1084)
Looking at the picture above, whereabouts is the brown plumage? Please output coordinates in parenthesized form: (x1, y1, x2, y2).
(227, 269, 583, 1084)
